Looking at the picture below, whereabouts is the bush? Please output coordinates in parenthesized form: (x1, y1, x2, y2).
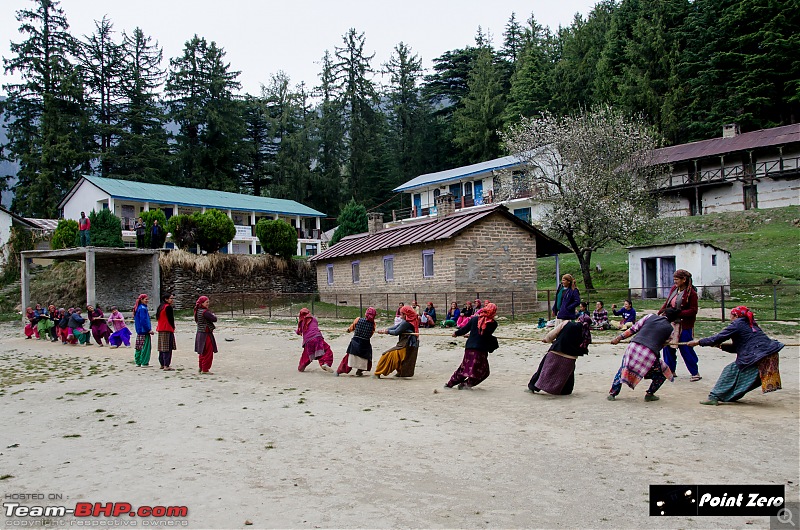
(140, 210, 167, 248)
(1, 226, 35, 283)
(51, 219, 80, 250)
(166, 214, 198, 250)
(193, 209, 235, 253)
(330, 200, 368, 246)
(88, 209, 124, 247)
(255, 219, 297, 258)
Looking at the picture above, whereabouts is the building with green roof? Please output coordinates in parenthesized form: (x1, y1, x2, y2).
(58, 176, 327, 255)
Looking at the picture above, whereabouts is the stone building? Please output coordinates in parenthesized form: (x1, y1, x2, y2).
(309, 199, 569, 314)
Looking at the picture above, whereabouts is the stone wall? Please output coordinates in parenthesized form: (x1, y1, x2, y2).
(161, 257, 317, 310)
(94, 255, 155, 312)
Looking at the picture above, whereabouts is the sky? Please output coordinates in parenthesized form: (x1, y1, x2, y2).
(1, 0, 598, 96)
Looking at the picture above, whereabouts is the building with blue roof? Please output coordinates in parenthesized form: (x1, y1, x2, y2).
(58, 176, 327, 255)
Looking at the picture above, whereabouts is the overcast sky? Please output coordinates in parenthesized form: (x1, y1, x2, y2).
(2, 0, 598, 96)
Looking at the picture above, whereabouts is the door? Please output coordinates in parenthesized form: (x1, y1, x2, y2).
(474, 180, 483, 204)
(658, 257, 676, 298)
(642, 258, 657, 299)
(413, 194, 421, 216)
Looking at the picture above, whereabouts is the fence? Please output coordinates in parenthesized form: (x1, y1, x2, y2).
(208, 284, 799, 323)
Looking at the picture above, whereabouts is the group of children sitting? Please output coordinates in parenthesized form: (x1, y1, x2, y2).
(24, 303, 132, 347)
(576, 299, 637, 330)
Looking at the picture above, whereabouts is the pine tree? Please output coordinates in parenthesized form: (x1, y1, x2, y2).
(240, 94, 270, 196)
(2, 0, 92, 217)
(504, 14, 557, 124)
(166, 35, 243, 191)
(312, 50, 344, 220)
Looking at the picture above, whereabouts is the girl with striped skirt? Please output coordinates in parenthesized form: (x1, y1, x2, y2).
(337, 307, 376, 376)
(528, 314, 592, 395)
(688, 306, 783, 405)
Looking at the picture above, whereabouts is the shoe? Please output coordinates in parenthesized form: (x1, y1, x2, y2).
(690, 375, 702, 382)
(25, 336, 31, 340)
(373, 374, 381, 379)
(355, 370, 364, 377)
(457, 383, 472, 390)
(321, 364, 333, 373)
(700, 399, 719, 406)
(110, 345, 119, 349)
(607, 395, 616, 401)
(644, 394, 660, 402)
(444, 384, 453, 389)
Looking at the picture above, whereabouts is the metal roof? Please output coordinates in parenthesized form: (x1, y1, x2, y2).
(393, 155, 523, 192)
(59, 176, 326, 217)
(626, 240, 730, 253)
(650, 124, 800, 165)
(25, 218, 59, 231)
(309, 204, 570, 262)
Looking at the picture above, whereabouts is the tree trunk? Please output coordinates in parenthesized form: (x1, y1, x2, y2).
(578, 249, 595, 291)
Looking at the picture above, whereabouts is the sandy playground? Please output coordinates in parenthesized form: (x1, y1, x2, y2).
(0, 316, 798, 529)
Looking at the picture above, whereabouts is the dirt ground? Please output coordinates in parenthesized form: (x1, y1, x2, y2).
(1, 316, 798, 529)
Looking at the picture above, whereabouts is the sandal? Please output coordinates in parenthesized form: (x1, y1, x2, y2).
(690, 375, 702, 382)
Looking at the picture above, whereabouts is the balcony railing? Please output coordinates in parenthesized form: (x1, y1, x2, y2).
(660, 156, 800, 189)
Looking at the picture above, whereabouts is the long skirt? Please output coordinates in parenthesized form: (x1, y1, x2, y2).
(528, 352, 576, 395)
(374, 345, 419, 377)
(337, 337, 372, 375)
(56, 326, 70, 343)
(109, 327, 131, 347)
(91, 323, 111, 346)
(71, 328, 91, 345)
(710, 354, 781, 402)
(24, 323, 39, 339)
(37, 318, 54, 337)
(158, 331, 177, 368)
(446, 348, 490, 388)
(134, 334, 152, 366)
(298, 336, 334, 372)
(198, 334, 214, 373)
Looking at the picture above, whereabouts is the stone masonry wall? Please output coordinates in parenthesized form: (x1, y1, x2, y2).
(95, 255, 154, 312)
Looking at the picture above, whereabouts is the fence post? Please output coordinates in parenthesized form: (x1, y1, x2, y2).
(511, 291, 515, 321)
(720, 286, 725, 322)
(773, 284, 778, 320)
(335, 294, 338, 319)
(241, 292, 245, 315)
(311, 293, 315, 315)
(386, 293, 389, 314)
(268, 293, 272, 319)
(359, 294, 363, 315)
(547, 289, 551, 318)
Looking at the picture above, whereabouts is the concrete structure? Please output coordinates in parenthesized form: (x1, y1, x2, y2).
(393, 155, 549, 225)
(20, 247, 160, 319)
(0, 206, 47, 270)
(653, 124, 800, 216)
(58, 176, 326, 256)
(627, 242, 731, 299)
(309, 203, 569, 313)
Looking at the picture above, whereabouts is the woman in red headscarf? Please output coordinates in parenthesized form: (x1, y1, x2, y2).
(658, 269, 701, 381)
(528, 314, 592, 395)
(688, 306, 783, 405)
(374, 305, 419, 378)
(445, 302, 499, 389)
(194, 296, 217, 374)
(295, 308, 334, 372)
(337, 307, 377, 376)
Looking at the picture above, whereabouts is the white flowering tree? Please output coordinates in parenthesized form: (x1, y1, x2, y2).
(503, 105, 668, 289)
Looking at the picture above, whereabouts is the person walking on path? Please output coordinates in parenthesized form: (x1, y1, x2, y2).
(133, 294, 154, 366)
(295, 308, 334, 373)
(658, 269, 702, 381)
(78, 212, 91, 246)
(607, 313, 678, 402)
(194, 296, 218, 374)
(156, 294, 177, 370)
(688, 306, 783, 405)
(445, 302, 499, 389)
(336, 307, 376, 376)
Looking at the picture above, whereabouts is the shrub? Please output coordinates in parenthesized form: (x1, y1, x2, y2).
(166, 214, 198, 250)
(140, 210, 167, 248)
(51, 219, 80, 250)
(330, 200, 368, 246)
(255, 219, 297, 258)
(1, 226, 35, 283)
(193, 209, 235, 253)
(88, 209, 124, 247)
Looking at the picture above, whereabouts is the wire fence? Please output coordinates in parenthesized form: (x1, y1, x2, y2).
(207, 284, 799, 323)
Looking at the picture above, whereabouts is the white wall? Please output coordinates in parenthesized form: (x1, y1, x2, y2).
(62, 180, 108, 221)
(0, 210, 12, 253)
(628, 243, 731, 298)
(756, 178, 800, 209)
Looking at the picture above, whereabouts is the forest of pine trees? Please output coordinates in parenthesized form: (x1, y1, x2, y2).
(1, 0, 798, 222)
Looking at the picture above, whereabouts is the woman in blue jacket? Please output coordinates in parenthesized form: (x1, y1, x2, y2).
(552, 274, 581, 322)
(133, 294, 154, 367)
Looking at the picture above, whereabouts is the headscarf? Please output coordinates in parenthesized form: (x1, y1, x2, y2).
(297, 307, 313, 333)
(731, 305, 757, 331)
(133, 294, 148, 314)
(477, 302, 497, 335)
(194, 295, 209, 322)
(474, 299, 482, 310)
(577, 313, 593, 349)
(399, 305, 419, 333)
(365, 307, 377, 322)
(673, 269, 697, 306)
(25, 306, 33, 317)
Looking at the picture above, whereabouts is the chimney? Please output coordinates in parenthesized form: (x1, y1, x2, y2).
(722, 123, 740, 138)
(367, 212, 384, 235)
(436, 193, 456, 218)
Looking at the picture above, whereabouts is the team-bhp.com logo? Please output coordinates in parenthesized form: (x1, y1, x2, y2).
(4, 501, 188, 519)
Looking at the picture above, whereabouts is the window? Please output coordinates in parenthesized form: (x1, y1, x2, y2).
(433, 189, 441, 200)
(464, 181, 473, 197)
(384, 256, 394, 281)
(449, 183, 462, 199)
(351, 261, 360, 283)
(513, 207, 532, 224)
(712, 254, 717, 266)
(422, 249, 434, 278)
(326, 264, 334, 285)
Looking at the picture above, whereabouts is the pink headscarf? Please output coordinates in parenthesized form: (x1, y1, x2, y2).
(365, 307, 377, 322)
(194, 295, 209, 321)
(731, 305, 757, 331)
(477, 302, 497, 335)
(297, 307, 313, 334)
(133, 294, 148, 313)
